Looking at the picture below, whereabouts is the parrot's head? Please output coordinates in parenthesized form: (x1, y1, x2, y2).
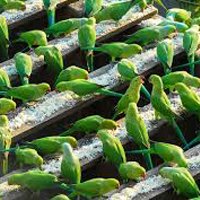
(97, 129, 110, 140)
(62, 142, 73, 156)
(131, 76, 144, 86)
(166, 8, 191, 22)
(64, 136, 78, 148)
(39, 83, 51, 93)
(159, 166, 175, 179)
(56, 81, 67, 92)
(174, 83, 187, 93)
(160, 25, 176, 36)
(0, 115, 9, 128)
(129, 44, 143, 54)
(87, 17, 96, 26)
(99, 119, 118, 131)
(8, 174, 21, 185)
(105, 178, 120, 189)
(149, 74, 162, 86)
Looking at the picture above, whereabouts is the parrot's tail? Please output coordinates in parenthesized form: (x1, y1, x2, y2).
(60, 128, 75, 136)
(98, 88, 123, 98)
(140, 85, 151, 101)
(47, 9, 56, 27)
(2, 157, 8, 175)
(184, 134, 200, 150)
(171, 119, 188, 147)
(22, 77, 29, 85)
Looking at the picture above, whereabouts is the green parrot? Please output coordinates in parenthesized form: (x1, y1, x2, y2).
(159, 167, 200, 198)
(1, 83, 51, 103)
(15, 148, 43, 168)
(27, 136, 77, 155)
(92, 42, 142, 62)
(174, 83, 200, 119)
(159, 20, 189, 33)
(84, 0, 103, 17)
(183, 25, 200, 75)
(0, 126, 11, 174)
(56, 79, 123, 98)
(8, 170, 58, 192)
(119, 161, 146, 181)
(0, 98, 16, 114)
(61, 143, 81, 184)
(35, 45, 63, 81)
(162, 71, 200, 90)
(157, 40, 174, 74)
(149, 74, 188, 146)
(43, 0, 59, 27)
(50, 194, 70, 200)
(97, 129, 126, 167)
(78, 17, 96, 71)
(125, 25, 176, 45)
(146, 0, 166, 9)
(0, 115, 9, 127)
(0, 0, 25, 13)
(55, 66, 89, 86)
(94, 0, 143, 23)
(114, 76, 143, 118)
(117, 59, 138, 81)
(166, 8, 191, 23)
(72, 178, 120, 198)
(45, 18, 88, 37)
(151, 142, 188, 167)
(0, 16, 9, 62)
(61, 115, 117, 136)
(14, 52, 33, 85)
(16, 30, 48, 48)
(0, 68, 11, 90)
(125, 102, 153, 169)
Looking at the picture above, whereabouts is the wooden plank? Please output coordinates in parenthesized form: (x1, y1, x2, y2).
(0, 85, 198, 199)
(1, 0, 77, 29)
(105, 144, 200, 200)
(1, 6, 158, 84)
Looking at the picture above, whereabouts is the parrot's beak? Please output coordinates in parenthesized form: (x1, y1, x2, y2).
(142, 172, 147, 179)
(139, 75, 145, 84)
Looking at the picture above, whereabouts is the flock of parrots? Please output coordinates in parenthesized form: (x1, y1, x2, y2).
(1, 0, 200, 199)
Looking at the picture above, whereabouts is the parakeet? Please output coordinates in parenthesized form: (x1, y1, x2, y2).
(162, 71, 200, 90)
(94, 0, 140, 23)
(92, 42, 142, 61)
(174, 83, 200, 119)
(55, 66, 89, 85)
(117, 59, 138, 81)
(46, 18, 88, 37)
(0, 98, 16, 114)
(2, 83, 51, 103)
(151, 142, 188, 167)
(14, 52, 33, 85)
(28, 136, 77, 155)
(73, 178, 120, 198)
(119, 161, 146, 181)
(97, 129, 126, 167)
(149, 74, 188, 146)
(43, 0, 59, 27)
(16, 30, 48, 48)
(8, 170, 58, 192)
(61, 143, 81, 184)
(114, 76, 143, 118)
(125, 103, 150, 148)
(56, 79, 122, 98)
(78, 17, 96, 71)
(166, 8, 191, 23)
(61, 115, 117, 136)
(0, 68, 11, 89)
(159, 19, 189, 33)
(125, 25, 176, 45)
(84, 0, 103, 17)
(35, 45, 63, 81)
(0, 126, 11, 174)
(159, 167, 200, 198)
(0, 16, 9, 62)
(15, 148, 43, 168)
(157, 40, 174, 74)
(183, 25, 200, 75)
(0, 0, 25, 14)
(50, 194, 70, 200)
